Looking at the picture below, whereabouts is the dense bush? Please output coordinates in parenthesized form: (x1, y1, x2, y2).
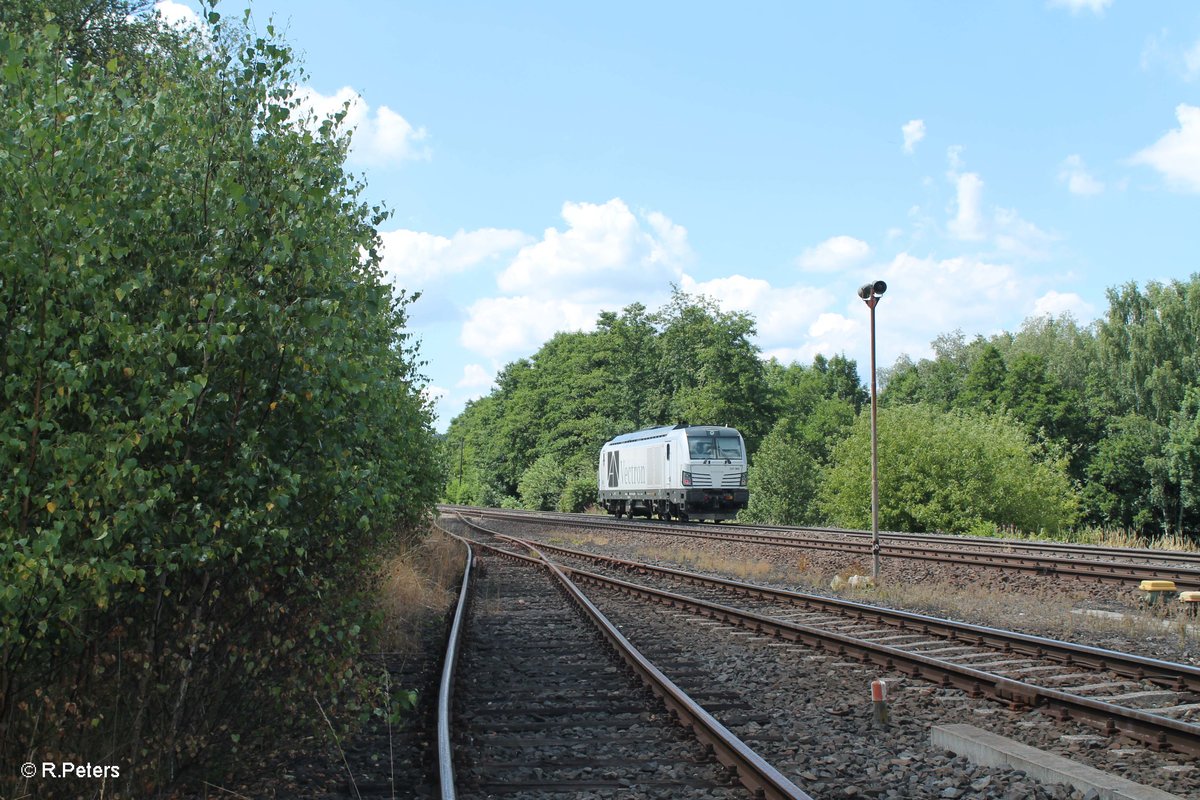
(819, 405, 1077, 535)
(0, 8, 439, 795)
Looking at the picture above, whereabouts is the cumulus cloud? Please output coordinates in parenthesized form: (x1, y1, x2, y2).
(885, 253, 1020, 327)
(153, 1, 201, 28)
(457, 364, 496, 390)
(942, 148, 1055, 256)
(992, 208, 1056, 259)
(292, 86, 429, 166)
(902, 119, 926, 154)
(797, 236, 871, 272)
(1058, 154, 1105, 195)
(1032, 291, 1095, 319)
(947, 172, 986, 241)
(1131, 104, 1200, 192)
(460, 296, 601, 359)
(497, 199, 689, 300)
(1186, 40, 1200, 81)
(453, 198, 692, 363)
(1048, 0, 1112, 14)
(379, 227, 532, 287)
(680, 274, 834, 350)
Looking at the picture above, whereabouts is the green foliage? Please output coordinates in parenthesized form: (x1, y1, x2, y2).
(741, 421, 821, 525)
(650, 289, 772, 449)
(0, 8, 439, 794)
(819, 405, 1077, 535)
(1083, 414, 1169, 533)
(1098, 278, 1200, 425)
(557, 474, 597, 513)
(517, 454, 566, 511)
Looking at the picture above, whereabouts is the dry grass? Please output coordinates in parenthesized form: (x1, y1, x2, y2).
(376, 529, 466, 653)
(634, 546, 780, 581)
(843, 576, 1200, 649)
(997, 525, 1200, 553)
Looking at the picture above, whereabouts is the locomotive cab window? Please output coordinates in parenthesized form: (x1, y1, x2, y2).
(687, 434, 743, 460)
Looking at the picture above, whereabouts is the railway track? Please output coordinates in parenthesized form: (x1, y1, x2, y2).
(434, 524, 810, 799)
(452, 513, 1200, 761)
(440, 505, 1200, 591)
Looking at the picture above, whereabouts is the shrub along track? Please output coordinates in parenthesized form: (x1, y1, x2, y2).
(446, 512, 1200, 799)
(439, 506, 1200, 592)
(437, 522, 809, 800)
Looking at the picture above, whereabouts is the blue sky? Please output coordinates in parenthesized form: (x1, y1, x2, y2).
(163, 1, 1200, 430)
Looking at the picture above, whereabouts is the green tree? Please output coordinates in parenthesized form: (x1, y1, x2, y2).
(742, 420, 822, 525)
(1083, 414, 1171, 534)
(820, 405, 1077, 535)
(959, 343, 1007, 411)
(1098, 277, 1200, 425)
(518, 453, 567, 511)
(0, 10, 440, 793)
(1168, 387, 1200, 535)
(652, 289, 772, 449)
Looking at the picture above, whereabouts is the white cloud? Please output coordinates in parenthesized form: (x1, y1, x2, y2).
(886, 253, 1020, 323)
(460, 296, 602, 359)
(153, 1, 201, 28)
(498, 199, 689, 300)
(422, 384, 448, 404)
(1048, 0, 1112, 15)
(1131, 104, 1200, 192)
(379, 227, 532, 287)
(947, 145, 965, 172)
(1186, 40, 1200, 81)
(902, 119, 926, 154)
(292, 86, 429, 166)
(680, 274, 834, 349)
(1032, 291, 1095, 319)
(992, 207, 1056, 259)
(797, 235, 871, 272)
(947, 172, 986, 241)
(457, 364, 495, 390)
(941, 148, 1055, 256)
(1058, 154, 1105, 195)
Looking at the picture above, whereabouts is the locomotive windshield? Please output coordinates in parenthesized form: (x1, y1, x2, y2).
(688, 433, 743, 460)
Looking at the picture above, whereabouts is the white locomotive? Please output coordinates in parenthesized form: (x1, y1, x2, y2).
(597, 424, 749, 522)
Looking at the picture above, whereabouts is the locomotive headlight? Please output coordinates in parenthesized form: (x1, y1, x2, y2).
(682, 471, 692, 486)
(739, 472, 747, 486)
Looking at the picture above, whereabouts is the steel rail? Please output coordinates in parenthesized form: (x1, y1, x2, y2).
(440, 504, 1200, 565)
(489, 532, 1200, 694)
(432, 523, 474, 800)
(449, 514, 1200, 756)
(442, 506, 1200, 590)
(453, 524, 813, 800)
(561, 562, 1200, 757)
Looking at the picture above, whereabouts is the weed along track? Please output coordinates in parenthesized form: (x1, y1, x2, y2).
(437, 525, 808, 799)
(443, 511, 1200, 799)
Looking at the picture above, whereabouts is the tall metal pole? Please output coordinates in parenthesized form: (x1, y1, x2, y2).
(868, 298, 880, 582)
(858, 280, 886, 584)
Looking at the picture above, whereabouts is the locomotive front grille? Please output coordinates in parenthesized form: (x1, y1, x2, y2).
(688, 471, 743, 488)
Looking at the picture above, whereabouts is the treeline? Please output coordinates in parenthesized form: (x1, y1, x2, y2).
(881, 278, 1200, 539)
(446, 278, 1200, 544)
(1, 3, 439, 796)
